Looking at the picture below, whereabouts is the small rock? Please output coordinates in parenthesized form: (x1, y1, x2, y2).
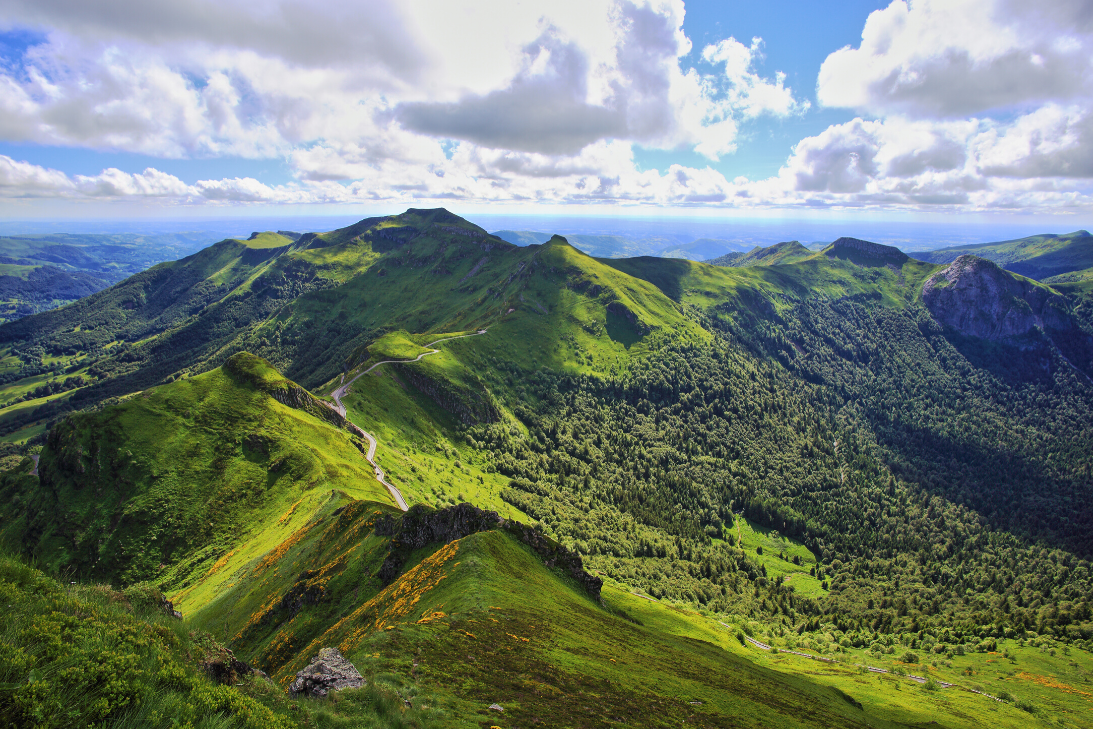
(489, 703, 504, 712)
(289, 647, 365, 698)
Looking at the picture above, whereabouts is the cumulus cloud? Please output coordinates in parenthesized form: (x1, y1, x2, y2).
(701, 37, 809, 119)
(396, 29, 626, 155)
(1, 0, 1092, 214)
(817, 0, 1093, 118)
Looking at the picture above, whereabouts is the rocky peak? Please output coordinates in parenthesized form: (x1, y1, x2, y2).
(829, 237, 909, 264)
(921, 254, 1071, 341)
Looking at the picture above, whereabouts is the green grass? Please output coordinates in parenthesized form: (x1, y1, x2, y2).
(914, 230, 1093, 280)
(0, 353, 395, 589)
(729, 515, 826, 598)
(0, 263, 38, 278)
(237, 232, 295, 249)
(0, 553, 296, 729)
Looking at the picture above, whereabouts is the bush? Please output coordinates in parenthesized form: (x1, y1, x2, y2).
(900, 651, 919, 663)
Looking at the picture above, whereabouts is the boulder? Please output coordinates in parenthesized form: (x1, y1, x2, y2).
(289, 647, 364, 698)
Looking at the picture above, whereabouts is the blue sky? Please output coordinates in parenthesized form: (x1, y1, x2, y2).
(0, 0, 1091, 224)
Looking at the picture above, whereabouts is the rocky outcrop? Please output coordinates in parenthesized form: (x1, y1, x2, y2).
(202, 646, 267, 685)
(375, 504, 502, 583)
(922, 255, 1071, 342)
(829, 237, 909, 265)
(374, 504, 603, 600)
(505, 520, 603, 600)
(289, 648, 364, 698)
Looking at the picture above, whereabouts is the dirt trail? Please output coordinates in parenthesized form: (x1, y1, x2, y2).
(325, 330, 488, 512)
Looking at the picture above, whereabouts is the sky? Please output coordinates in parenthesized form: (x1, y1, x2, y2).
(0, 0, 1092, 225)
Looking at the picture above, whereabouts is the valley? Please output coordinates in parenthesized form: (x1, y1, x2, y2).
(1, 209, 1092, 728)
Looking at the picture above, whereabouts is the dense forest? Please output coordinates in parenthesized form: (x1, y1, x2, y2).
(468, 297, 1093, 649)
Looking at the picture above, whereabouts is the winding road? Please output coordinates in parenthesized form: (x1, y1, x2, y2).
(325, 330, 488, 512)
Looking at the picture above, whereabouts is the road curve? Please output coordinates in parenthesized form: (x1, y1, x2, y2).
(326, 330, 488, 511)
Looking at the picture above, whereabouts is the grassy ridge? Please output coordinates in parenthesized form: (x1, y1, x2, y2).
(912, 230, 1093, 280)
(0, 353, 393, 587)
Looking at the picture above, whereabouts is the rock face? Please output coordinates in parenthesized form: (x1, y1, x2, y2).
(288, 647, 364, 698)
(375, 503, 603, 600)
(922, 255, 1071, 342)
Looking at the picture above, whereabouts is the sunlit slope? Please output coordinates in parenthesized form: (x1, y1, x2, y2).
(606, 250, 940, 311)
(0, 352, 392, 585)
(180, 500, 889, 729)
(912, 229, 1093, 280)
(0, 209, 704, 440)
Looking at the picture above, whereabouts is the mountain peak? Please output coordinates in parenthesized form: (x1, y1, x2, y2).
(921, 254, 1071, 341)
(827, 236, 909, 265)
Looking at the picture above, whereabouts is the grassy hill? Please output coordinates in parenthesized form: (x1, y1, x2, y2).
(706, 240, 813, 267)
(912, 230, 1093, 280)
(2, 210, 1093, 726)
(0, 352, 393, 585)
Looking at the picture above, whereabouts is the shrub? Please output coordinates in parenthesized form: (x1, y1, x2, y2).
(900, 651, 919, 663)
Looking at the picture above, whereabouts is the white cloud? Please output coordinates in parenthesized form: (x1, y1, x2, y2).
(0, 0, 1092, 214)
(701, 37, 809, 119)
(817, 0, 1093, 118)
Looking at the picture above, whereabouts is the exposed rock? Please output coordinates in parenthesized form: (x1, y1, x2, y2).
(829, 237, 909, 265)
(922, 255, 1071, 342)
(505, 520, 603, 601)
(202, 646, 267, 685)
(374, 504, 603, 601)
(376, 504, 503, 583)
(289, 647, 364, 698)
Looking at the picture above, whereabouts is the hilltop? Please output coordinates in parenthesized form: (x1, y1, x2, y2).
(2, 210, 1093, 726)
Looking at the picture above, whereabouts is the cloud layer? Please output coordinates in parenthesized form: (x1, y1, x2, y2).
(0, 0, 1091, 213)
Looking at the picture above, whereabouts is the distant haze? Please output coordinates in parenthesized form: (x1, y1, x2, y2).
(0, 214, 1086, 259)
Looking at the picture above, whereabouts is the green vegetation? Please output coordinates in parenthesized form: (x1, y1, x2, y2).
(0, 231, 214, 323)
(913, 230, 1093, 280)
(2, 209, 1093, 726)
(0, 353, 393, 586)
(709, 240, 814, 267)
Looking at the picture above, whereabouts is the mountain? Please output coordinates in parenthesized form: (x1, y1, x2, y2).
(0, 231, 218, 322)
(2, 210, 1092, 727)
(707, 240, 814, 267)
(657, 238, 754, 261)
(911, 229, 1093, 280)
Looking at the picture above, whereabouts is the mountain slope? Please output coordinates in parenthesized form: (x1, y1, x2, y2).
(2, 211, 1093, 725)
(0, 352, 394, 585)
(911, 229, 1093, 280)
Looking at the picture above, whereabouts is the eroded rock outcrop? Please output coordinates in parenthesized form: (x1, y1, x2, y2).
(374, 503, 603, 600)
(288, 647, 364, 698)
(922, 255, 1071, 342)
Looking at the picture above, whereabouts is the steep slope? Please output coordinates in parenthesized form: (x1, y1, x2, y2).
(0, 352, 394, 585)
(922, 255, 1072, 341)
(912, 229, 1093, 280)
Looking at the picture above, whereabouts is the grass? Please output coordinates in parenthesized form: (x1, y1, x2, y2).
(729, 515, 826, 598)
(237, 232, 295, 250)
(0, 353, 394, 589)
(913, 230, 1093, 281)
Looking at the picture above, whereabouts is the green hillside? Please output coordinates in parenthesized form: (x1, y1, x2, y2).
(912, 230, 1093, 280)
(706, 240, 813, 267)
(0, 352, 394, 585)
(2, 209, 1093, 726)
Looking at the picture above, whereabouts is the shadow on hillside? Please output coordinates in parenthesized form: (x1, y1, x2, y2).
(602, 257, 691, 301)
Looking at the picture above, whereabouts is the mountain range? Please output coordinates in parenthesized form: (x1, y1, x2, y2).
(1, 209, 1092, 728)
